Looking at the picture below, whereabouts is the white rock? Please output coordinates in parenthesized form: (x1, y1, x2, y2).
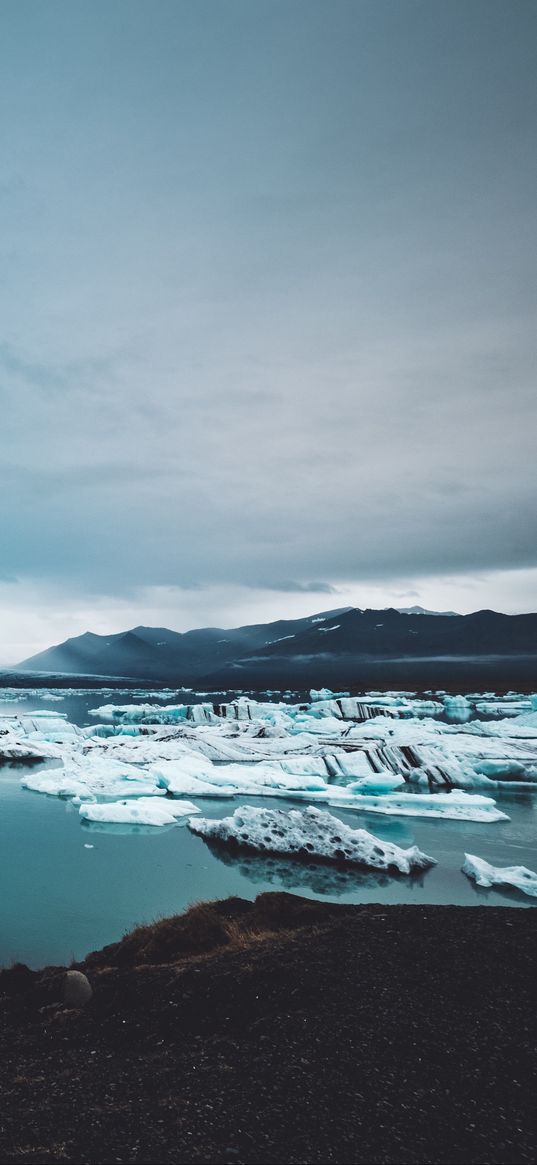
(64, 970, 92, 1007)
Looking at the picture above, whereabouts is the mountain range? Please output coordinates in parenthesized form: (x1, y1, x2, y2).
(15, 606, 537, 690)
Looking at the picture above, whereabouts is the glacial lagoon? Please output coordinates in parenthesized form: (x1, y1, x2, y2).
(1, 687, 536, 967)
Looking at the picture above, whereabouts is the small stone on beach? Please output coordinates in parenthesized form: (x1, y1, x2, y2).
(63, 970, 92, 1007)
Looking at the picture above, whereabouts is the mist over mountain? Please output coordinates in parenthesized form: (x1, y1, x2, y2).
(15, 606, 537, 690)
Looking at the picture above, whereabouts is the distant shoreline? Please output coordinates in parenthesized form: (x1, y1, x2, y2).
(1, 671, 536, 694)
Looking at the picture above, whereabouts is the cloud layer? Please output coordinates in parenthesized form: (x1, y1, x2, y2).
(0, 1, 535, 653)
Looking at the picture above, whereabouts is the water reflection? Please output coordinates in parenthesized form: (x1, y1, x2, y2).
(334, 808, 416, 846)
(495, 788, 537, 809)
(200, 838, 430, 896)
(465, 878, 536, 906)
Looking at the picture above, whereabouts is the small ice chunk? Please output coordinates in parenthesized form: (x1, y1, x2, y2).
(309, 688, 349, 702)
(443, 695, 471, 711)
(346, 774, 406, 793)
(473, 759, 527, 779)
(462, 853, 537, 898)
(189, 805, 436, 874)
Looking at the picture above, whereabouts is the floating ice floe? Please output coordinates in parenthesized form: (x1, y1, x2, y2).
(80, 797, 200, 827)
(22, 757, 165, 800)
(462, 853, 537, 898)
(189, 805, 437, 874)
(443, 695, 471, 712)
(17, 714, 82, 744)
(0, 740, 56, 762)
(328, 790, 509, 822)
(442, 695, 472, 722)
(309, 688, 349, 702)
(475, 701, 532, 717)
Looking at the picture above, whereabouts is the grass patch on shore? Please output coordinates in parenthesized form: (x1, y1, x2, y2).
(83, 891, 352, 970)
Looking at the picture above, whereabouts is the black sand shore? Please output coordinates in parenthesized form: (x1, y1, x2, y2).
(1, 894, 535, 1165)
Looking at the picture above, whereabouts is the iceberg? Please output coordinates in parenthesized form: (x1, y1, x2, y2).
(80, 797, 200, 827)
(22, 757, 165, 800)
(309, 688, 345, 701)
(443, 695, 471, 712)
(443, 695, 472, 723)
(304, 697, 409, 722)
(189, 805, 436, 874)
(88, 698, 296, 729)
(156, 759, 334, 799)
(475, 701, 531, 717)
(13, 688, 537, 834)
(341, 773, 405, 793)
(88, 702, 192, 724)
(0, 740, 57, 762)
(150, 757, 238, 798)
(329, 789, 509, 822)
(512, 710, 537, 729)
(17, 714, 81, 743)
(462, 854, 537, 898)
(472, 759, 529, 780)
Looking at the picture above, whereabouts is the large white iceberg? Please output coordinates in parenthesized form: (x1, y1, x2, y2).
(189, 805, 437, 874)
(462, 853, 537, 898)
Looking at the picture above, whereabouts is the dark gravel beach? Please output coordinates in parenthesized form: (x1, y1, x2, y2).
(1, 893, 535, 1165)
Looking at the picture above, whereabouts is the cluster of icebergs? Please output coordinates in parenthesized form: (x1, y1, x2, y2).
(1, 687, 537, 897)
(188, 805, 537, 896)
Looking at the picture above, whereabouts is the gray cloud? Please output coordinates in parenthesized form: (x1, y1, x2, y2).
(0, 1, 535, 610)
(255, 581, 340, 595)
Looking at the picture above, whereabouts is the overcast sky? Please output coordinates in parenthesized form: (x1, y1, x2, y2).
(0, 0, 536, 661)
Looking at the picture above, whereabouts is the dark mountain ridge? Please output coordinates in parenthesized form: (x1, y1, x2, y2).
(16, 608, 351, 682)
(14, 606, 537, 689)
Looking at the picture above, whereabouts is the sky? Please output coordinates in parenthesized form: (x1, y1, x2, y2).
(0, 0, 536, 662)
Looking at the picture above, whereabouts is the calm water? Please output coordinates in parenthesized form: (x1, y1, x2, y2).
(1, 690, 536, 967)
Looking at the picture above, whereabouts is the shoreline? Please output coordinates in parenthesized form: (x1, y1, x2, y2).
(1, 893, 536, 1164)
